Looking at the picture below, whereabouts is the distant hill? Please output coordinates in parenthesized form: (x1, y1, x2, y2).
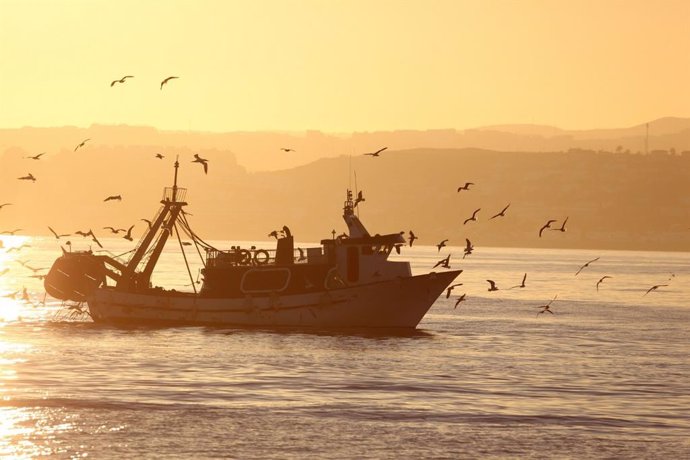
(1, 145, 688, 252)
(2, 117, 690, 172)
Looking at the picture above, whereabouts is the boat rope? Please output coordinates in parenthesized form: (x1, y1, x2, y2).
(178, 212, 207, 268)
(174, 222, 197, 294)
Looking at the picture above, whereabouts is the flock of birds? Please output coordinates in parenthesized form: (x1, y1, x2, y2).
(0, 83, 682, 318)
(358, 147, 678, 316)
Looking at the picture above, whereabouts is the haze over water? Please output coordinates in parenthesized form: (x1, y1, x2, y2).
(1, 238, 688, 458)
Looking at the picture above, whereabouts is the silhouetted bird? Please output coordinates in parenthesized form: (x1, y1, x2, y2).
(281, 148, 295, 152)
(110, 75, 133, 87)
(74, 138, 90, 151)
(552, 216, 568, 233)
(74, 230, 91, 237)
(123, 225, 135, 242)
(596, 275, 612, 291)
(6, 244, 30, 253)
(445, 283, 463, 298)
(510, 273, 527, 289)
(490, 203, 511, 220)
(160, 76, 179, 89)
(104, 195, 122, 202)
(1, 229, 23, 235)
(48, 226, 70, 239)
(457, 182, 474, 192)
(103, 226, 125, 234)
(140, 218, 152, 229)
(463, 208, 481, 225)
(643, 284, 668, 296)
(433, 254, 451, 269)
(539, 219, 557, 237)
(155, 153, 165, 159)
(436, 239, 448, 252)
(268, 230, 279, 239)
(364, 147, 387, 157)
(454, 294, 466, 309)
(25, 152, 45, 160)
(408, 231, 418, 247)
(486, 280, 499, 291)
(18, 173, 36, 182)
(0, 203, 12, 210)
(192, 154, 208, 174)
(575, 257, 600, 276)
(536, 295, 558, 316)
(463, 238, 474, 258)
(354, 191, 365, 207)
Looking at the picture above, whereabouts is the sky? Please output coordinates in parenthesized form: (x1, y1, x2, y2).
(1, 0, 689, 133)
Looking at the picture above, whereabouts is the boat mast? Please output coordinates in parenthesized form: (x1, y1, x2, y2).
(116, 159, 187, 291)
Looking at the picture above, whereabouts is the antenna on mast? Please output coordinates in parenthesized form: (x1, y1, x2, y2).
(172, 155, 180, 202)
(354, 170, 359, 217)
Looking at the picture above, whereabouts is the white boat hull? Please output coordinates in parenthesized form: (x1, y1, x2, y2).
(87, 271, 460, 329)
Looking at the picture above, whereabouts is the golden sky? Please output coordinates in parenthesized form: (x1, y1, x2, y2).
(1, 0, 688, 132)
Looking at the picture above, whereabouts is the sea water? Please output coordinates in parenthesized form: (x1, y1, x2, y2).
(0, 236, 688, 458)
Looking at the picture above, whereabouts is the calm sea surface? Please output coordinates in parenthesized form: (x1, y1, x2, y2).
(1, 236, 689, 458)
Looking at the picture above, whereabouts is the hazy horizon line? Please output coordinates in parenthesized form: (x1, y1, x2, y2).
(3, 115, 689, 136)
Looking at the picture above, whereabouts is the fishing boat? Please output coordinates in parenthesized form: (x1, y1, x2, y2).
(44, 161, 460, 329)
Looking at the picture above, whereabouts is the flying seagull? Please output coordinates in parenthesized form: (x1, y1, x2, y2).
(25, 152, 45, 160)
(643, 284, 668, 296)
(463, 238, 474, 258)
(539, 219, 557, 237)
(281, 148, 295, 152)
(490, 203, 511, 220)
(408, 230, 418, 247)
(509, 273, 527, 289)
(445, 282, 464, 299)
(160, 76, 179, 89)
(18, 173, 36, 182)
(486, 279, 499, 292)
(364, 147, 387, 157)
(596, 276, 612, 291)
(103, 195, 122, 202)
(436, 239, 448, 252)
(103, 226, 125, 234)
(74, 138, 90, 151)
(354, 191, 365, 208)
(536, 295, 558, 316)
(575, 257, 600, 276)
(140, 218, 153, 229)
(110, 75, 134, 87)
(48, 226, 70, 239)
(454, 294, 467, 309)
(433, 254, 451, 269)
(123, 225, 135, 242)
(0, 203, 12, 210)
(457, 182, 474, 192)
(463, 208, 481, 225)
(192, 154, 208, 174)
(155, 153, 165, 159)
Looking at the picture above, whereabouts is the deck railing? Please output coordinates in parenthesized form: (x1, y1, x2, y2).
(162, 187, 187, 203)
